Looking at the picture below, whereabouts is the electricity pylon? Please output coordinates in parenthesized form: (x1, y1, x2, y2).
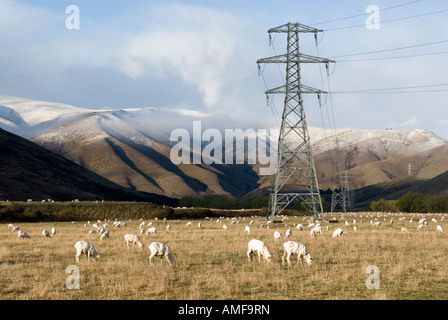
(330, 138, 352, 212)
(257, 22, 334, 221)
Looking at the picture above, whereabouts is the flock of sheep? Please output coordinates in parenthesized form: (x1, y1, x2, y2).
(6, 210, 446, 268)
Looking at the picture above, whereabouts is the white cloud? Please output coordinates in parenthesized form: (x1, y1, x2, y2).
(114, 4, 263, 111)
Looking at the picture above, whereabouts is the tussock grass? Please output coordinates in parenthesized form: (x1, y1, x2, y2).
(1, 212, 447, 300)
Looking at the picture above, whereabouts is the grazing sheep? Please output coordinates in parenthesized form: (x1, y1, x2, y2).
(436, 225, 443, 233)
(274, 231, 281, 243)
(244, 226, 251, 234)
(198, 222, 203, 229)
(17, 230, 31, 239)
(310, 225, 322, 237)
(417, 224, 424, 230)
(140, 228, 145, 235)
(99, 231, 110, 240)
(74, 241, 100, 263)
(285, 228, 292, 238)
(98, 226, 106, 235)
(247, 239, 272, 263)
(373, 221, 381, 227)
(282, 241, 313, 266)
(42, 230, 51, 238)
(7, 224, 14, 230)
(401, 227, 409, 233)
(353, 226, 357, 232)
(148, 242, 175, 265)
(51, 227, 56, 237)
(332, 228, 344, 237)
(296, 224, 303, 231)
(146, 227, 157, 235)
(166, 225, 171, 231)
(185, 222, 192, 227)
(12, 226, 20, 232)
(124, 234, 143, 249)
(88, 229, 96, 235)
(222, 225, 228, 230)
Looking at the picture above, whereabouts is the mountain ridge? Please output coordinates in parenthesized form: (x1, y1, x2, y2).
(1, 95, 446, 200)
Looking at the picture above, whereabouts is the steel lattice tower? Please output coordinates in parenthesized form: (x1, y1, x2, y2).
(330, 138, 352, 213)
(257, 22, 334, 221)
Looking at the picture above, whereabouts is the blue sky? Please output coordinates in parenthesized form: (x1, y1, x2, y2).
(1, 0, 448, 138)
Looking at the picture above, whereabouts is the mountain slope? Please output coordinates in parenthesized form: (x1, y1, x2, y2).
(0, 127, 178, 205)
(0, 95, 446, 200)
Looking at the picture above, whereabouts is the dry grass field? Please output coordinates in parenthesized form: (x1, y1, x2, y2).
(1, 211, 447, 300)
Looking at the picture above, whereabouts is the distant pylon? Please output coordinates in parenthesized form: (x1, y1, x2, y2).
(330, 138, 352, 213)
(257, 22, 334, 221)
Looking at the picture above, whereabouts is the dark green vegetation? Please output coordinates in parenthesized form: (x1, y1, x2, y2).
(371, 191, 448, 213)
(0, 201, 265, 222)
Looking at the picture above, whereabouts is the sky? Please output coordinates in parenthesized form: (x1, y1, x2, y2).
(1, 0, 448, 139)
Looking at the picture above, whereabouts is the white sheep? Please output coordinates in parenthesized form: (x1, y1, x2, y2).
(198, 222, 203, 229)
(285, 228, 292, 238)
(436, 225, 443, 233)
(296, 224, 303, 231)
(417, 224, 424, 230)
(51, 227, 56, 237)
(282, 241, 313, 266)
(7, 224, 14, 230)
(401, 227, 409, 232)
(12, 226, 20, 232)
(74, 241, 100, 263)
(222, 224, 228, 230)
(140, 228, 145, 235)
(332, 228, 344, 237)
(17, 230, 31, 239)
(310, 225, 322, 237)
(124, 233, 143, 249)
(148, 242, 175, 265)
(274, 231, 281, 243)
(146, 227, 157, 235)
(185, 222, 192, 227)
(42, 230, 51, 238)
(244, 226, 251, 234)
(247, 239, 272, 263)
(99, 231, 110, 240)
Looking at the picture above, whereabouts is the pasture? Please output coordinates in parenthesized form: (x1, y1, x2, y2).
(1, 211, 447, 300)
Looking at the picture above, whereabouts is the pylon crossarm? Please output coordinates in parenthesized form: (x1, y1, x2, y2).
(257, 53, 334, 65)
(267, 22, 323, 34)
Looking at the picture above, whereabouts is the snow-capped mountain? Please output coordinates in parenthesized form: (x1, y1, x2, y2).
(1, 95, 447, 198)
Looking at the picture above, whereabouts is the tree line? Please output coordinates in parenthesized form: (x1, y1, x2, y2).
(370, 192, 448, 213)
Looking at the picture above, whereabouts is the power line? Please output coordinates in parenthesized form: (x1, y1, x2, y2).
(324, 8, 448, 32)
(337, 49, 448, 62)
(331, 83, 448, 94)
(329, 39, 448, 58)
(311, 0, 423, 26)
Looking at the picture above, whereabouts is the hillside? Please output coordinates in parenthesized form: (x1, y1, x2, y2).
(0, 127, 178, 205)
(350, 170, 448, 208)
(1, 95, 447, 200)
